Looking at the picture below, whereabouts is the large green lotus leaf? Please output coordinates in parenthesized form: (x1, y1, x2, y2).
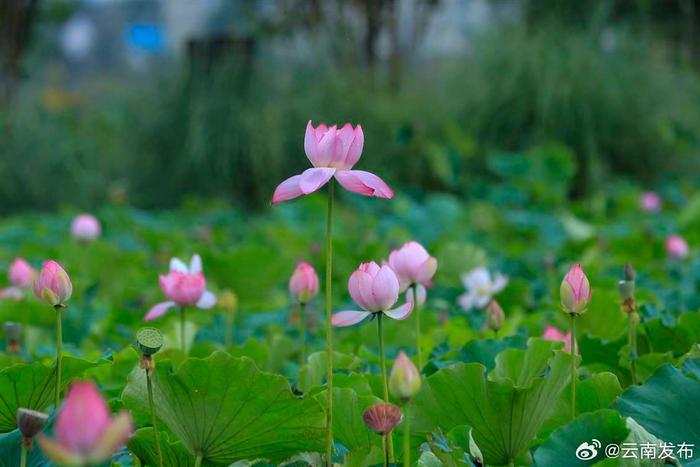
(411, 338, 573, 465)
(538, 372, 623, 441)
(456, 335, 528, 370)
(122, 351, 325, 464)
(618, 350, 674, 384)
(0, 428, 50, 466)
(0, 356, 109, 432)
(613, 364, 700, 447)
(535, 409, 663, 467)
(129, 427, 208, 467)
(576, 289, 627, 341)
(297, 351, 364, 394)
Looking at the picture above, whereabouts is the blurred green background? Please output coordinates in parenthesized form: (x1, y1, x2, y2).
(2, 0, 700, 214)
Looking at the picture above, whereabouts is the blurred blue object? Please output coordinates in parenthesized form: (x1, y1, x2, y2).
(125, 23, 164, 52)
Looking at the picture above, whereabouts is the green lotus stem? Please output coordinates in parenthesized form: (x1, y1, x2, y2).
(377, 313, 395, 461)
(403, 404, 411, 467)
(570, 314, 577, 420)
(412, 285, 422, 369)
(324, 180, 335, 466)
(146, 368, 164, 467)
(383, 434, 389, 467)
(628, 313, 638, 385)
(20, 442, 27, 467)
(55, 305, 63, 408)
(299, 302, 306, 366)
(180, 306, 186, 354)
(194, 452, 203, 467)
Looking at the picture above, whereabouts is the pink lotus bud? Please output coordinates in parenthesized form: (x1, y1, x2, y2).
(362, 402, 403, 435)
(665, 235, 689, 259)
(560, 263, 591, 315)
(288, 262, 319, 304)
(543, 325, 574, 353)
(387, 241, 438, 291)
(33, 260, 72, 307)
(8, 258, 34, 288)
(70, 214, 101, 242)
(389, 350, 421, 402)
(486, 300, 505, 331)
(639, 191, 661, 213)
(37, 381, 132, 465)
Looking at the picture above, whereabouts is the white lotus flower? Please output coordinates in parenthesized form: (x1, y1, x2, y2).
(458, 267, 508, 310)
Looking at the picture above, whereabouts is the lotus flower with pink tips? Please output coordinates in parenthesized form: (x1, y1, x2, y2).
(331, 262, 412, 327)
(272, 121, 394, 203)
(144, 254, 216, 321)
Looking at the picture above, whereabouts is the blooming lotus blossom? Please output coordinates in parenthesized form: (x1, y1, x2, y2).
(387, 241, 437, 292)
(389, 350, 421, 402)
(272, 121, 394, 203)
(33, 260, 72, 307)
(543, 325, 574, 353)
(289, 262, 319, 304)
(144, 254, 216, 321)
(457, 267, 508, 310)
(37, 381, 132, 466)
(70, 214, 101, 241)
(560, 263, 592, 315)
(639, 192, 661, 213)
(666, 235, 689, 259)
(331, 262, 413, 327)
(0, 258, 35, 300)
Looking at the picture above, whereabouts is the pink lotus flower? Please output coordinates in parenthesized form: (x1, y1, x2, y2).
(387, 241, 437, 292)
(289, 261, 319, 304)
(389, 350, 421, 402)
(144, 254, 217, 321)
(0, 258, 35, 300)
(272, 121, 394, 203)
(666, 235, 689, 259)
(331, 262, 413, 327)
(33, 260, 72, 307)
(70, 214, 101, 242)
(37, 381, 132, 466)
(640, 192, 661, 213)
(543, 326, 574, 353)
(560, 263, 591, 315)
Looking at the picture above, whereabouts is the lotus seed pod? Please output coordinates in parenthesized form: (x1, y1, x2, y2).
(362, 402, 403, 435)
(17, 408, 48, 439)
(618, 280, 635, 301)
(135, 327, 163, 356)
(4, 321, 21, 353)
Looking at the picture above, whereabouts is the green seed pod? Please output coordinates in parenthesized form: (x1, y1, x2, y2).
(135, 327, 163, 356)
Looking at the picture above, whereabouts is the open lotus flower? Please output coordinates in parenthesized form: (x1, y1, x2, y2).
(666, 235, 689, 259)
(70, 214, 101, 242)
(272, 121, 393, 203)
(457, 267, 508, 310)
(33, 260, 72, 307)
(37, 381, 132, 466)
(331, 262, 413, 327)
(0, 258, 35, 300)
(388, 241, 437, 293)
(543, 325, 574, 354)
(144, 254, 216, 321)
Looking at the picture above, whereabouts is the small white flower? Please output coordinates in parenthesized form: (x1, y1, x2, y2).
(458, 267, 508, 310)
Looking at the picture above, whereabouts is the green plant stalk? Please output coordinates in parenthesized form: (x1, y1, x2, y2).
(383, 434, 389, 467)
(412, 285, 422, 369)
(146, 368, 164, 467)
(55, 305, 63, 408)
(194, 453, 203, 467)
(20, 442, 26, 467)
(324, 180, 335, 467)
(180, 306, 186, 354)
(403, 404, 411, 467)
(299, 302, 306, 366)
(377, 313, 395, 461)
(628, 314, 638, 385)
(570, 314, 577, 420)
(225, 307, 234, 347)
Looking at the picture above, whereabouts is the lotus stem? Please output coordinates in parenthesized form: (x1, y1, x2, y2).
(324, 180, 335, 466)
(180, 306, 186, 354)
(570, 314, 577, 420)
(146, 368, 164, 467)
(55, 305, 63, 408)
(383, 434, 389, 467)
(225, 306, 234, 347)
(377, 313, 395, 461)
(403, 404, 411, 467)
(194, 452, 203, 467)
(628, 314, 638, 385)
(299, 302, 306, 366)
(20, 442, 27, 467)
(412, 285, 422, 369)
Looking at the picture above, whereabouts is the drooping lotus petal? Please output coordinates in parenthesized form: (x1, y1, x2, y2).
(196, 290, 217, 309)
(406, 284, 426, 306)
(334, 170, 394, 199)
(272, 174, 304, 204)
(89, 411, 133, 462)
(384, 301, 413, 321)
(331, 310, 371, 327)
(36, 436, 82, 466)
(299, 167, 336, 194)
(144, 301, 176, 321)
